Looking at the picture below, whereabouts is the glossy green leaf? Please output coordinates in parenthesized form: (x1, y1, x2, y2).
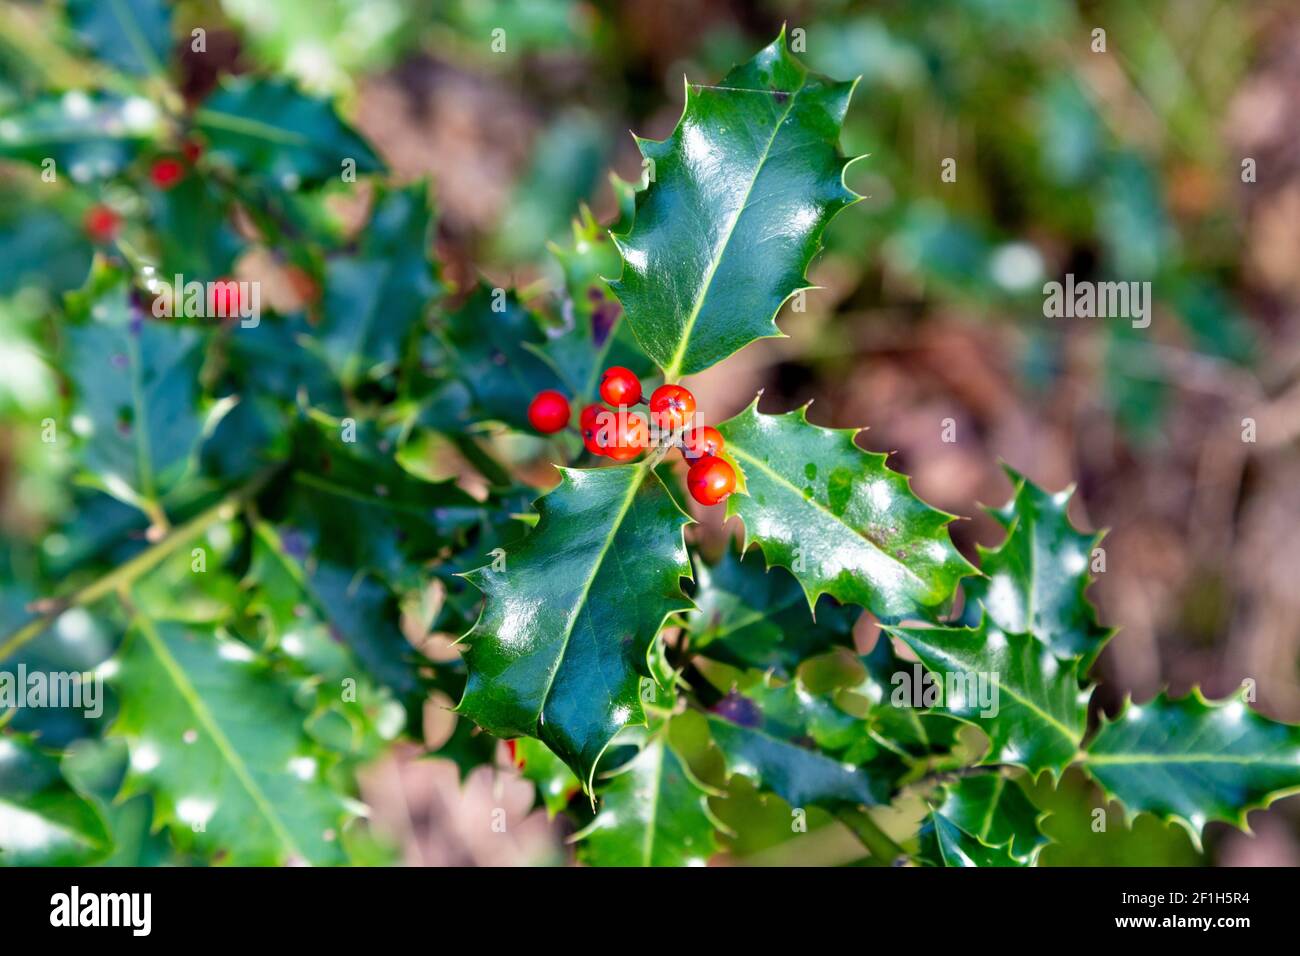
(707, 677, 899, 809)
(456, 464, 693, 789)
(574, 728, 723, 866)
(110, 619, 354, 865)
(686, 548, 856, 676)
(889, 615, 1089, 778)
(0, 734, 111, 866)
(719, 400, 973, 623)
(67, 0, 171, 76)
(65, 281, 223, 507)
(429, 287, 564, 431)
(853, 635, 963, 759)
(1084, 689, 1300, 847)
(195, 78, 382, 188)
(962, 467, 1112, 666)
(610, 31, 861, 378)
(917, 811, 1022, 867)
(0, 91, 163, 181)
(318, 183, 438, 387)
(932, 772, 1049, 863)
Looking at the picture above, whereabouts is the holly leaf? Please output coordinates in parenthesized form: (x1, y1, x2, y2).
(853, 636, 963, 759)
(609, 30, 861, 378)
(932, 772, 1049, 863)
(147, 174, 242, 279)
(195, 78, 382, 188)
(318, 183, 439, 387)
(64, 281, 225, 508)
(707, 678, 899, 809)
(718, 400, 973, 623)
(917, 812, 1022, 868)
(888, 615, 1089, 778)
(0, 91, 163, 181)
(685, 548, 856, 676)
(109, 619, 355, 865)
(428, 287, 565, 431)
(962, 467, 1113, 666)
(574, 727, 724, 866)
(67, 0, 171, 76)
(0, 734, 112, 866)
(1083, 689, 1300, 848)
(456, 463, 693, 789)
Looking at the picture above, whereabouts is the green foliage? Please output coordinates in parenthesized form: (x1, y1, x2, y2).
(1, 13, 1297, 870)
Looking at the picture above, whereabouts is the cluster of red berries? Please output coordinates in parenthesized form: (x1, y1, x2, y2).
(81, 141, 208, 246)
(526, 367, 737, 506)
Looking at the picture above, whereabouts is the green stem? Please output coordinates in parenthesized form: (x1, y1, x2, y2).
(0, 468, 276, 663)
(836, 807, 908, 865)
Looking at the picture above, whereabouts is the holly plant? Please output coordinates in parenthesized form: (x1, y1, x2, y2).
(2, 10, 1299, 869)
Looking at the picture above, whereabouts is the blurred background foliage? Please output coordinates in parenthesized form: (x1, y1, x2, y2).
(3, 0, 1300, 866)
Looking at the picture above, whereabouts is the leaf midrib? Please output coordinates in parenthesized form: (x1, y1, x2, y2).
(132, 617, 309, 862)
(535, 464, 649, 774)
(1086, 752, 1300, 767)
(661, 82, 803, 381)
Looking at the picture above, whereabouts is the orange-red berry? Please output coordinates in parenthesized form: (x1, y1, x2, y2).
(687, 455, 736, 506)
(649, 384, 695, 432)
(599, 366, 642, 406)
(681, 425, 723, 460)
(528, 390, 571, 433)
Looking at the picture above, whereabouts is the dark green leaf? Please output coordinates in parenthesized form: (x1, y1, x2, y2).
(889, 615, 1089, 778)
(718, 400, 973, 622)
(685, 547, 856, 676)
(195, 78, 382, 188)
(67, 0, 171, 76)
(318, 183, 438, 387)
(457, 463, 693, 788)
(1084, 689, 1300, 848)
(575, 727, 723, 866)
(110, 619, 354, 865)
(0, 734, 111, 866)
(961, 467, 1112, 666)
(610, 31, 860, 378)
(0, 91, 162, 181)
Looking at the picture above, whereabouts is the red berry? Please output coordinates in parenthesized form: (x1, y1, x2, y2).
(649, 384, 696, 432)
(687, 455, 736, 506)
(150, 157, 185, 190)
(599, 366, 642, 406)
(208, 277, 242, 317)
(182, 138, 205, 163)
(681, 425, 723, 460)
(83, 204, 120, 243)
(604, 412, 649, 462)
(527, 390, 570, 433)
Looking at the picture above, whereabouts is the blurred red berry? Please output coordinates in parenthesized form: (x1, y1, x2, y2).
(150, 157, 185, 190)
(208, 277, 242, 317)
(528, 390, 571, 433)
(83, 204, 121, 243)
